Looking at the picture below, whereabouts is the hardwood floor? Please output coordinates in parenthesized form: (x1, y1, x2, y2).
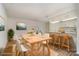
(1, 40, 76, 56)
(1, 41, 15, 56)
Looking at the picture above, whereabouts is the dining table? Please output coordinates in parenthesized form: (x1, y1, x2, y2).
(22, 34, 51, 56)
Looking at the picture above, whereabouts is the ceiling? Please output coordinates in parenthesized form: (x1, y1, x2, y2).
(3, 3, 75, 22)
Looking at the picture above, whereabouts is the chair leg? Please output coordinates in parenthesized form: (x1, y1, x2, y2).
(43, 45, 45, 55)
(24, 52, 26, 56)
(16, 51, 20, 56)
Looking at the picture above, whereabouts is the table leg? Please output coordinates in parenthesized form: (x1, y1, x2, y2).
(43, 44, 45, 55)
(68, 39, 70, 52)
(46, 40, 50, 56)
(36, 42, 41, 55)
(30, 44, 35, 56)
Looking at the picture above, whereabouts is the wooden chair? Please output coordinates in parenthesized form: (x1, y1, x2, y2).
(53, 33, 61, 48)
(61, 33, 70, 52)
(41, 34, 51, 55)
(49, 33, 54, 45)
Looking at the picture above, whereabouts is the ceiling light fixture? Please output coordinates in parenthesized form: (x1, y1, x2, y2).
(50, 21, 60, 24)
(50, 16, 77, 24)
(61, 17, 77, 21)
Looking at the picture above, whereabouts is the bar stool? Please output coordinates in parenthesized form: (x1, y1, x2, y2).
(61, 34, 70, 52)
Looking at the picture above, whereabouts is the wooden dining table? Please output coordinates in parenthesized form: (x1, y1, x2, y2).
(22, 34, 51, 56)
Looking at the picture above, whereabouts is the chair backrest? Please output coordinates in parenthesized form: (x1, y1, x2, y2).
(62, 34, 70, 40)
(15, 36, 29, 51)
(61, 33, 71, 45)
(13, 34, 22, 40)
(16, 39, 22, 51)
(54, 33, 60, 40)
(16, 39, 29, 52)
(13, 34, 20, 50)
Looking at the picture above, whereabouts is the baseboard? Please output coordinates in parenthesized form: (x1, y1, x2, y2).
(0, 48, 4, 55)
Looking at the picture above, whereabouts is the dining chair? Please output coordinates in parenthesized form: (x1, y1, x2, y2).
(61, 33, 70, 52)
(49, 33, 55, 45)
(53, 33, 61, 48)
(15, 39, 30, 56)
(13, 34, 30, 56)
(41, 33, 50, 55)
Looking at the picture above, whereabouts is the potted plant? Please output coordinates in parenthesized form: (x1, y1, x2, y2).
(8, 29, 14, 41)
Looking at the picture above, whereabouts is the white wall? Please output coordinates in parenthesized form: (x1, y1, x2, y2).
(74, 4, 79, 54)
(49, 19, 76, 32)
(7, 17, 47, 37)
(49, 8, 77, 32)
(49, 22, 60, 32)
(0, 4, 7, 49)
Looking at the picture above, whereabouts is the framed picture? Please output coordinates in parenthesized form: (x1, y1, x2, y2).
(0, 24, 5, 31)
(16, 23, 26, 30)
(0, 16, 5, 31)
